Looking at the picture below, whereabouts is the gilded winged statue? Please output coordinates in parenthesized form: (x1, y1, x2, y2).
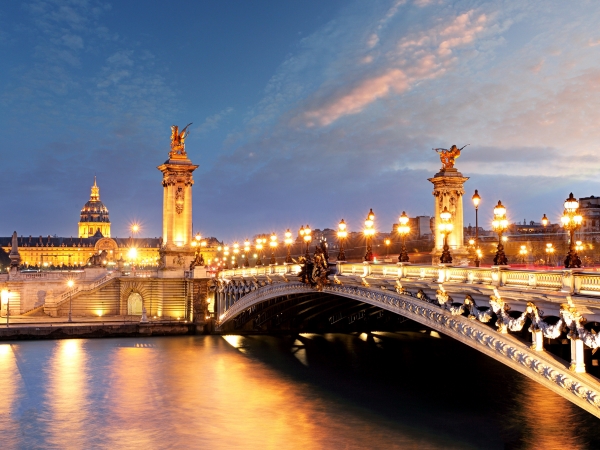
(170, 123, 192, 157)
(433, 144, 468, 169)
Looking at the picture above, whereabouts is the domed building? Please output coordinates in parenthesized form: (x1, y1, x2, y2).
(79, 177, 111, 238)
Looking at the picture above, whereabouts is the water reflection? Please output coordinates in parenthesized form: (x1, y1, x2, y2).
(0, 334, 598, 449)
(45, 340, 89, 449)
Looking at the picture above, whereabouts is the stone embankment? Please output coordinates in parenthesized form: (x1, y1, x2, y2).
(0, 322, 210, 340)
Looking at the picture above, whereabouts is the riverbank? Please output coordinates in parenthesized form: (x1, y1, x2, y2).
(0, 321, 205, 340)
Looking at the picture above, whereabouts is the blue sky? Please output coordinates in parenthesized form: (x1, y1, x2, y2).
(2, 0, 600, 242)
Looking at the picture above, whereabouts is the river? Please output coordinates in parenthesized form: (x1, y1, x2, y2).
(0, 332, 598, 449)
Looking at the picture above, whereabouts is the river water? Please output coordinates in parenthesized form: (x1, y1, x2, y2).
(0, 332, 599, 449)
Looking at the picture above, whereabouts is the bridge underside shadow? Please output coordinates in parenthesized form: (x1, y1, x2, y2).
(221, 292, 428, 334)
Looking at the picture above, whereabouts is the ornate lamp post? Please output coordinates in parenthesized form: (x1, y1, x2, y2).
(300, 225, 312, 257)
(519, 245, 528, 264)
(492, 200, 509, 266)
(255, 239, 263, 266)
(67, 279, 74, 323)
(269, 233, 278, 265)
(472, 190, 481, 267)
(243, 240, 250, 267)
(223, 246, 230, 270)
(284, 230, 293, 264)
(438, 206, 453, 264)
(545, 243, 554, 266)
(397, 211, 410, 263)
(233, 242, 240, 269)
(541, 214, 548, 230)
(1, 289, 10, 328)
(337, 219, 347, 261)
(561, 193, 583, 268)
(363, 208, 375, 262)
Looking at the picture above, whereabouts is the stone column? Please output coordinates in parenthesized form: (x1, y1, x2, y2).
(157, 154, 199, 274)
(570, 338, 586, 373)
(428, 168, 470, 264)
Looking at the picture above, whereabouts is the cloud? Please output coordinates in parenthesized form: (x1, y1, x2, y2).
(196, 107, 234, 133)
(298, 9, 490, 127)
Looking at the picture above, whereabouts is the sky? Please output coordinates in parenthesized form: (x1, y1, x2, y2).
(1, 0, 600, 242)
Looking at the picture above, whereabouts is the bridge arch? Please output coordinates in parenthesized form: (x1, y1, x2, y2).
(217, 280, 600, 418)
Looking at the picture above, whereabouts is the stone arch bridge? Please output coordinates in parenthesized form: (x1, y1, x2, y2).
(216, 262, 600, 418)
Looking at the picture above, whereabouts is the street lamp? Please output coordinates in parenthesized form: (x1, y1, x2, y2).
(233, 242, 240, 269)
(541, 214, 548, 230)
(519, 245, 528, 264)
(337, 219, 348, 262)
(576, 240, 584, 252)
(243, 240, 251, 267)
(561, 193, 583, 268)
(284, 230, 293, 264)
(255, 239, 263, 266)
(492, 200, 509, 266)
(67, 279, 74, 323)
(438, 206, 453, 264)
(1, 289, 10, 327)
(300, 225, 312, 257)
(397, 211, 410, 263)
(223, 246, 230, 269)
(472, 190, 481, 267)
(269, 233, 278, 265)
(363, 208, 375, 262)
(546, 243, 555, 266)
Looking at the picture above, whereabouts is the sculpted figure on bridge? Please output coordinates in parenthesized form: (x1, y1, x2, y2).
(433, 144, 468, 170)
(297, 241, 330, 291)
(170, 123, 192, 158)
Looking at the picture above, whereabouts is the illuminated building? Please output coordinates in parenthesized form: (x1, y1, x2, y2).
(78, 177, 111, 238)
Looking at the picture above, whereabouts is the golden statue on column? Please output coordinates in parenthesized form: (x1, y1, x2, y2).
(433, 144, 468, 170)
(169, 123, 192, 159)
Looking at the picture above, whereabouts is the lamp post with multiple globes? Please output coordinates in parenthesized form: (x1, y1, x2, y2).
(299, 225, 312, 257)
(492, 200, 509, 266)
(472, 190, 481, 267)
(438, 206, 453, 264)
(269, 233, 278, 265)
(397, 211, 410, 263)
(243, 240, 251, 267)
(337, 220, 347, 262)
(363, 209, 375, 262)
(233, 243, 240, 269)
(255, 239, 263, 266)
(561, 193, 583, 268)
(546, 243, 555, 266)
(223, 246, 230, 270)
(519, 245, 528, 264)
(284, 230, 293, 264)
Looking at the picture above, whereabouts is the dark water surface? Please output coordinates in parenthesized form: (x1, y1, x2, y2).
(0, 332, 599, 449)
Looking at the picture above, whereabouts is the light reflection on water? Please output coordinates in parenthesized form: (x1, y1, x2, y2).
(0, 333, 598, 449)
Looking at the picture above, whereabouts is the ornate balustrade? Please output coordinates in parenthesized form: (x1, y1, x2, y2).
(321, 263, 597, 296)
(13, 271, 86, 281)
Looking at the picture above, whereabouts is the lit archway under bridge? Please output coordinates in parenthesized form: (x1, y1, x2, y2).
(216, 263, 600, 419)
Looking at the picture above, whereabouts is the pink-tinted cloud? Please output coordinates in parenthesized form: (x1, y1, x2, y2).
(301, 9, 488, 127)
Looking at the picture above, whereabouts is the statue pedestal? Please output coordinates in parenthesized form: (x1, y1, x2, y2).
(158, 246, 195, 277)
(429, 168, 469, 265)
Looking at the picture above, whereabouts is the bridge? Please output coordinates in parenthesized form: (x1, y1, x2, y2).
(216, 262, 600, 418)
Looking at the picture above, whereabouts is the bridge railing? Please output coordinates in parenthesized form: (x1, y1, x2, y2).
(220, 262, 600, 296)
(220, 265, 302, 278)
